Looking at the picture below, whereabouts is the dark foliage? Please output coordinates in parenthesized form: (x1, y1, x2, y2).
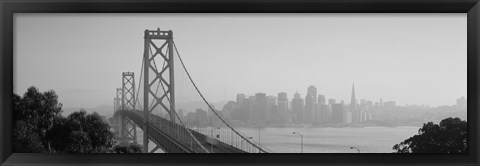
(393, 117, 467, 153)
(13, 120, 45, 153)
(113, 144, 143, 153)
(46, 110, 115, 153)
(13, 86, 115, 153)
(13, 87, 62, 152)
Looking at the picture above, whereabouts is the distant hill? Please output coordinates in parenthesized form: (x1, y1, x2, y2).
(61, 100, 228, 118)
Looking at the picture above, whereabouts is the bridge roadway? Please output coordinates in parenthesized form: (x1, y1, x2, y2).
(118, 110, 246, 153)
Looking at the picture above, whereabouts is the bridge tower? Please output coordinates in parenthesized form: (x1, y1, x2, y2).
(143, 28, 175, 153)
(114, 88, 122, 113)
(120, 72, 137, 145)
(113, 88, 122, 139)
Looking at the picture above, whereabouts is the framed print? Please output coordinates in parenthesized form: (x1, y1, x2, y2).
(1, 0, 479, 166)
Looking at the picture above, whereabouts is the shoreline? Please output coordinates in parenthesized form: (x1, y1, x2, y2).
(230, 123, 421, 129)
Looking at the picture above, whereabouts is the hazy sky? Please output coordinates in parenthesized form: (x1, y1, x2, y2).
(14, 13, 466, 109)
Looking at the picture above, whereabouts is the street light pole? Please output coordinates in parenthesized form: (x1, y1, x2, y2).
(241, 137, 253, 152)
(209, 127, 221, 153)
(350, 146, 360, 153)
(258, 126, 261, 146)
(292, 132, 303, 153)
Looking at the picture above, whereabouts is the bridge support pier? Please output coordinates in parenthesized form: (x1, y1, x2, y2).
(119, 114, 138, 145)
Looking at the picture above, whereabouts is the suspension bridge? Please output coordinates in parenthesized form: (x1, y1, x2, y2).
(111, 28, 270, 153)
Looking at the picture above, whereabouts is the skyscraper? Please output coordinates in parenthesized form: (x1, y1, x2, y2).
(366, 101, 373, 108)
(291, 91, 304, 124)
(266, 95, 277, 122)
(318, 95, 326, 105)
(307, 86, 318, 104)
(305, 86, 317, 123)
(222, 101, 237, 120)
(317, 101, 330, 124)
(328, 99, 336, 105)
(331, 103, 345, 124)
(361, 99, 366, 108)
(236, 94, 245, 105)
(186, 112, 196, 125)
(350, 83, 361, 123)
(277, 92, 289, 124)
(345, 110, 352, 124)
(316, 94, 327, 123)
(242, 96, 254, 123)
(252, 93, 267, 125)
(195, 108, 208, 127)
(350, 83, 356, 107)
(232, 94, 245, 121)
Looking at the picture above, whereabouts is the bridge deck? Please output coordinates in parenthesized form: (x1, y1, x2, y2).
(117, 110, 246, 153)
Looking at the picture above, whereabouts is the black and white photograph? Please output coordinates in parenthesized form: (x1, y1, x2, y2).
(13, 13, 467, 154)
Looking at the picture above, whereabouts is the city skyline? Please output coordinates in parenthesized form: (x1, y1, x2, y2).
(218, 82, 465, 108)
(178, 83, 467, 128)
(14, 13, 466, 111)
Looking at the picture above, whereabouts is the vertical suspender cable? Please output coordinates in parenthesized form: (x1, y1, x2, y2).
(173, 40, 268, 153)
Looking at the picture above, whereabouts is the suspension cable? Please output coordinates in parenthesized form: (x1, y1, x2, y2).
(156, 69, 210, 153)
(172, 40, 268, 153)
(134, 56, 144, 111)
(149, 42, 210, 153)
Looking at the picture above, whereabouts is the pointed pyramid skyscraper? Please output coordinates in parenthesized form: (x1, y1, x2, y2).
(350, 82, 356, 107)
(350, 82, 361, 123)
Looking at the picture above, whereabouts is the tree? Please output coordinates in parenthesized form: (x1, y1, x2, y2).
(14, 86, 116, 153)
(13, 86, 62, 153)
(45, 110, 115, 153)
(393, 117, 467, 153)
(13, 120, 45, 153)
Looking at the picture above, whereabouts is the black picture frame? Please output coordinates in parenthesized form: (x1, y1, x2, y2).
(1, 0, 479, 165)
